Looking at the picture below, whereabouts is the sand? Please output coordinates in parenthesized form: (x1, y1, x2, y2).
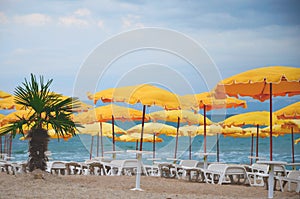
(0, 171, 299, 199)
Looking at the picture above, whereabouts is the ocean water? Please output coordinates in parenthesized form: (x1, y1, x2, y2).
(5, 120, 300, 170)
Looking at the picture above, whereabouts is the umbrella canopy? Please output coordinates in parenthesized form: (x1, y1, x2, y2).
(261, 125, 299, 135)
(0, 96, 23, 110)
(274, 102, 300, 119)
(73, 104, 149, 124)
(0, 110, 34, 126)
(20, 129, 73, 141)
(150, 110, 212, 125)
(214, 66, 300, 160)
(222, 111, 278, 127)
(214, 66, 300, 101)
(0, 90, 11, 99)
(87, 84, 181, 151)
(295, 138, 300, 145)
(127, 122, 177, 136)
(181, 91, 247, 111)
(88, 84, 180, 110)
(116, 133, 163, 143)
(76, 122, 126, 137)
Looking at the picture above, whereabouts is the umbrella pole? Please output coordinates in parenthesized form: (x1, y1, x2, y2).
(97, 127, 99, 157)
(8, 134, 12, 159)
(291, 127, 295, 164)
(217, 134, 220, 162)
(174, 117, 180, 159)
(0, 136, 2, 159)
(204, 105, 207, 154)
(270, 83, 273, 161)
(256, 124, 259, 160)
(100, 122, 104, 157)
(90, 136, 94, 160)
(112, 115, 116, 159)
(136, 140, 139, 150)
(153, 134, 156, 159)
(250, 134, 254, 165)
(139, 105, 146, 151)
(189, 135, 192, 160)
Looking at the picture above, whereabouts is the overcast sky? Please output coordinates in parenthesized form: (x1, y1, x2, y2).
(0, 0, 299, 101)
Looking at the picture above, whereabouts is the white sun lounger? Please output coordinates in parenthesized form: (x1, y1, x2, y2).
(102, 159, 140, 176)
(47, 161, 66, 175)
(203, 163, 249, 185)
(172, 160, 202, 180)
(275, 170, 300, 193)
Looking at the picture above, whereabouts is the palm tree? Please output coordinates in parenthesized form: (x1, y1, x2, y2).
(0, 74, 79, 171)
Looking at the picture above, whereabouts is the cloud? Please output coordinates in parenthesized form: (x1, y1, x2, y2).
(74, 8, 91, 17)
(13, 13, 51, 26)
(58, 16, 89, 26)
(0, 12, 8, 24)
(121, 14, 144, 29)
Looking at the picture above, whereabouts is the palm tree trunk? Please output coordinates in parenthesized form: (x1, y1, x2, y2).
(27, 128, 49, 172)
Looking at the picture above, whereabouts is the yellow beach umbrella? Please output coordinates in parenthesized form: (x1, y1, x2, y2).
(87, 84, 181, 151)
(76, 122, 126, 159)
(127, 122, 176, 158)
(150, 109, 212, 158)
(275, 102, 300, 119)
(223, 111, 278, 161)
(116, 133, 163, 143)
(275, 102, 300, 163)
(76, 122, 126, 137)
(20, 129, 73, 141)
(214, 66, 300, 160)
(262, 123, 300, 163)
(181, 124, 223, 161)
(223, 111, 278, 127)
(73, 104, 149, 124)
(181, 91, 247, 154)
(261, 125, 298, 136)
(0, 110, 34, 126)
(150, 110, 211, 125)
(0, 90, 11, 99)
(0, 96, 23, 110)
(74, 104, 149, 157)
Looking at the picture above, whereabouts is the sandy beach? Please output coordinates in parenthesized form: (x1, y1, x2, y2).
(0, 171, 298, 199)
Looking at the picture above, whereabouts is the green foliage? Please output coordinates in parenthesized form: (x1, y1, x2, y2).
(0, 74, 79, 139)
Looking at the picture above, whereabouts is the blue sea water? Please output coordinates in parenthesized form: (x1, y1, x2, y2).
(5, 116, 300, 170)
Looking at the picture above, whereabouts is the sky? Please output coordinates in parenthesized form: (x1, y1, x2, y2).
(0, 0, 300, 106)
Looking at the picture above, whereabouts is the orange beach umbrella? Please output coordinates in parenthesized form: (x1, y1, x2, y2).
(87, 84, 181, 151)
(214, 66, 300, 160)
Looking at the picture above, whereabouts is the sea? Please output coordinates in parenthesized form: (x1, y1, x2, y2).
(1, 96, 300, 169)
